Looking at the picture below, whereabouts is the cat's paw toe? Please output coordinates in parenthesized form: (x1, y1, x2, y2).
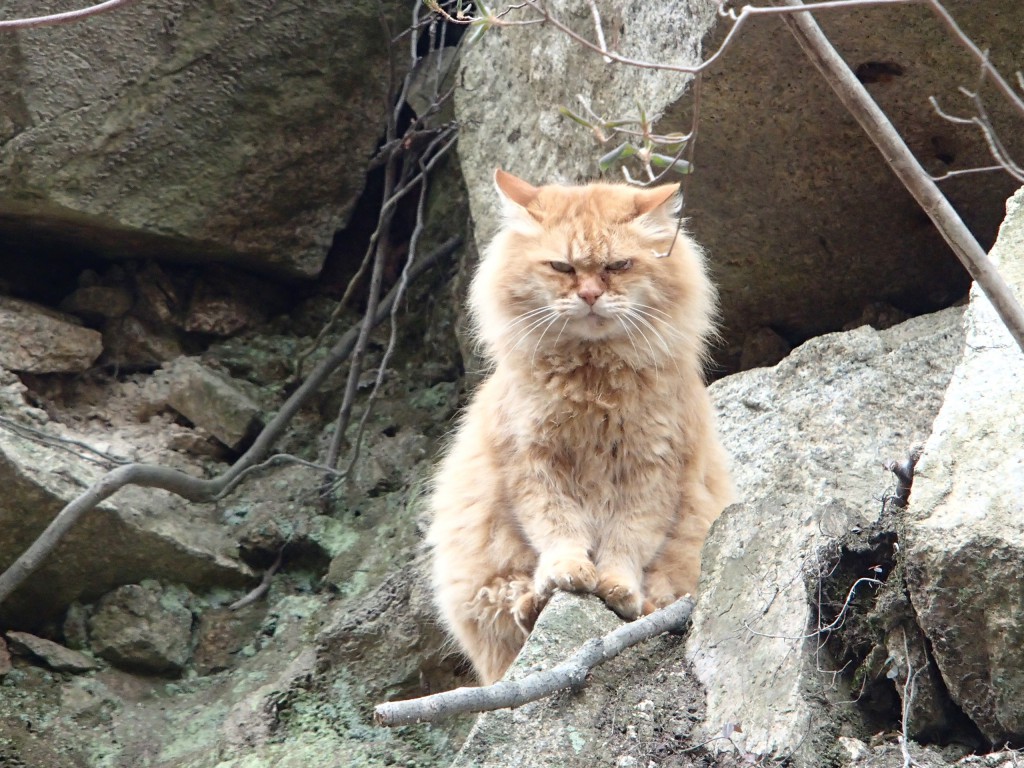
(597, 578, 643, 620)
(534, 557, 598, 597)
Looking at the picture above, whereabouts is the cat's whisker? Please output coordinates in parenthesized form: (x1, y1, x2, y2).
(618, 312, 661, 383)
(530, 314, 562, 367)
(615, 315, 643, 366)
(630, 311, 685, 379)
(631, 301, 675, 321)
(501, 305, 560, 335)
(630, 306, 687, 341)
(552, 316, 572, 348)
(508, 310, 560, 352)
(627, 310, 672, 354)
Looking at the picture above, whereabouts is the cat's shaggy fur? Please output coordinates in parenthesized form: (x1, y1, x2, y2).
(427, 170, 733, 684)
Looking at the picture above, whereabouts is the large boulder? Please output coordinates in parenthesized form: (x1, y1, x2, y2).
(456, 0, 1021, 369)
(456, 0, 719, 247)
(0, 370, 253, 629)
(905, 187, 1024, 744)
(688, 304, 965, 763)
(0, 0, 410, 278)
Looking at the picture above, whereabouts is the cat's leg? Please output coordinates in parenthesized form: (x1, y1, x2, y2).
(592, 531, 656, 620)
(642, 455, 733, 612)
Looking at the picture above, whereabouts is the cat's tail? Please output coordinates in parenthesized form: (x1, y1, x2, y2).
(435, 572, 543, 685)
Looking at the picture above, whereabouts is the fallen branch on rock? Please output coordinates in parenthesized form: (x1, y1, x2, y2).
(373, 595, 695, 727)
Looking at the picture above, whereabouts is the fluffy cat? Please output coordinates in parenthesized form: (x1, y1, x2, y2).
(427, 170, 733, 684)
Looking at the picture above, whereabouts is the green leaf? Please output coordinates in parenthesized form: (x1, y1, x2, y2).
(598, 142, 636, 171)
(648, 154, 693, 174)
(558, 106, 594, 129)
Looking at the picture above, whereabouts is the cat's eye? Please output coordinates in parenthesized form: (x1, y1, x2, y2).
(549, 261, 575, 274)
(606, 259, 632, 271)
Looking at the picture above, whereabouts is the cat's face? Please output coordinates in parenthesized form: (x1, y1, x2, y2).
(472, 171, 713, 364)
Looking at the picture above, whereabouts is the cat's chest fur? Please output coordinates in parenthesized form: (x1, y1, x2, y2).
(491, 350, 685, 486)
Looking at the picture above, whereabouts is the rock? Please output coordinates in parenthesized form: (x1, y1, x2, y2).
(0, 296, 102, 373)
(905, 187, 1024, 744)
(0, 0, 412, 278)
(456, 1, 1020, 370)
(5, 631, 100, 673)
(0, 636, 10, 676)
(662, 1, 1021, 367)
(688, 305, 965, 763)
(0, 399, 255, 628)
(182, 269, 274, 336)
(739, 326, 791, 370)
(59, 285, 134, 321)
(451, 591, 707, 768)
(102, 314, 185, 370)
(88, 583, 194, 674)
(162, 357, 263, 450)
(457, 0, 717, 248)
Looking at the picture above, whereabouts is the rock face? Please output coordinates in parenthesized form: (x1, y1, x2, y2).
(453, 592, 706, 768)
(667, 0, 1022, 365)
(0, 297, 102, 372)
(688, 305, 966, 763)
(88, 582, 194, 674)
(0, 377, 254, 628)
(456, 0, 719, 247)
(906, 187, 1024, 744)
(0, 0, 410, 278)
(456, 0, 1021, 370)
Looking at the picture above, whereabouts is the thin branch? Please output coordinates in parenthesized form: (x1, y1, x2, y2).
(341, 128, 458, 480)
(228, 546, 284, 611)
(776, 0, 1024, 354)
(584, 0, 612, 63)
(0, 0, 136, 29)
(513, 0, 920, 76)
(923, 0, 1024, 121)
(0, 236, 461, 607)
(373, 595, 694, 727)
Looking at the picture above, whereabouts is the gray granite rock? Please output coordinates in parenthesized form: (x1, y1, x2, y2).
(688, 304, 966, 763)
(905, 187, 1024, 744)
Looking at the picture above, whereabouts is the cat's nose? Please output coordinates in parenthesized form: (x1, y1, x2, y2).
(577, 277, 604, 306)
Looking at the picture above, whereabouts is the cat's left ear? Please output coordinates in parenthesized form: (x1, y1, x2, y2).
(494, 169, 542, 220)
(633, 183, 680, 219)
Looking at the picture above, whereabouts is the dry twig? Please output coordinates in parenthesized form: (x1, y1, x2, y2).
(0, 0, 136, 29)
(373, 596, 694, 727)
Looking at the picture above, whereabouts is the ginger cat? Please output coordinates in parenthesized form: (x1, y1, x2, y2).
(427, 170, 733, 684)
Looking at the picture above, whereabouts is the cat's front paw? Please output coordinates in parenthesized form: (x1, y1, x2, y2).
(596, 573, 644, 620)
(533, 552, 598, 598)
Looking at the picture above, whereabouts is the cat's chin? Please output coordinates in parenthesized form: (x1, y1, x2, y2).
(566, 313, 622, 341)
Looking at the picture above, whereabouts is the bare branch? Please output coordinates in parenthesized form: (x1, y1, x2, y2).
(228, 547, 284, 611)
(373, 595, 694, 727)
(0, 0, 136, 29)
(776, 0, 1024, 354)
(584, 0, 612, 63)
(923, 0, 1024, 122)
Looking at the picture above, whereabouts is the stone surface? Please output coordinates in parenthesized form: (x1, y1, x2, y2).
(456, 0, 1021, 370)
(457, 0, 718, 248)
(687, 305, 966, 763)
(162, 357, 264, 450)
(0, 0, 410, 278)
(0, 392, 254, 628)
(905, 187, 1024, 744)
(5, 631, 101, 673)
(663, 0, 1021, 367)
(452, 592, 707, 768)
(88, 582, 194, 674)
(0, 296, 102, 373)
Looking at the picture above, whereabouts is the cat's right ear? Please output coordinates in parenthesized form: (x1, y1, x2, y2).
(494, 169, 541, 221)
